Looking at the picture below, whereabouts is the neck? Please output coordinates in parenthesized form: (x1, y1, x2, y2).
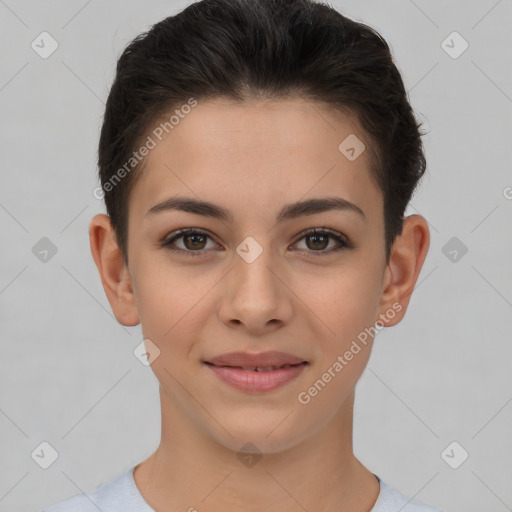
(133, 386, 380, 512)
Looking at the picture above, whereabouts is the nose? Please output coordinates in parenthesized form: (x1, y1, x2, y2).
(217, 244, 293, 335)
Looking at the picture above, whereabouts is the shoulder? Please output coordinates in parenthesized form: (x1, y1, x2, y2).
(41, 468, 141, 512)
(372, 477, 444, 512)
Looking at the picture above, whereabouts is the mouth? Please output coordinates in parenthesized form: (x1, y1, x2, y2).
(204, 362, 308, 371)
(203, 360, 309, 392)
(203, 350, 308, 368)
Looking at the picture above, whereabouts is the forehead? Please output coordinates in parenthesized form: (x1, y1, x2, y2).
(128, 96, 382, 224)
(151, 97, 370, 166)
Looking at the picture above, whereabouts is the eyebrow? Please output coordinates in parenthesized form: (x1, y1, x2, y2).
(146, 196, 366, 223)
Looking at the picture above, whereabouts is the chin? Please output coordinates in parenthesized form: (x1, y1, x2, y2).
(205, 413, 310, 456)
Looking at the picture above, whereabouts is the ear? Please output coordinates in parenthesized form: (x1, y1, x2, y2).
(89, 213, 140, 326)
(377, 214, 430, 326)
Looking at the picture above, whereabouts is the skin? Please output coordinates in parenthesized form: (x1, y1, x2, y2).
(89, 96, 429, 512)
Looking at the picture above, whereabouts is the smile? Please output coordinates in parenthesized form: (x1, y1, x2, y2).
(204, 361, 308, 392)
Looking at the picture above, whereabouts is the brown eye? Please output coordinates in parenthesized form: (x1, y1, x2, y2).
(293, 228, 350, 256)
(161, 229, 218, 257)
(161, 227, 352, 258)
(182, 233, 207, 250)
(305, 232, 330, 250)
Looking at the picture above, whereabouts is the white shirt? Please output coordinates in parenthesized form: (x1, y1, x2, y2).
(41, 466, 443, 511)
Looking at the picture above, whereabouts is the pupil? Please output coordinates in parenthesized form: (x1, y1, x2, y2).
(186, 234, 205, 250)
(308, 234, 327, 250)
(182, 233, 329, 251)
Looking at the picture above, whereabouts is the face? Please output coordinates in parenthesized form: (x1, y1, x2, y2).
(120, 97, 394, 453)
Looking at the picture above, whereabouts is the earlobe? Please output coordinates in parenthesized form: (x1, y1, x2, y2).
(89, 213, 140, 326)
(378, 214, 430, 326)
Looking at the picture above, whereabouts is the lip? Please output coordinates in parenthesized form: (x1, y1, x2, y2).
(203, 351, 309, 393)
(204, 350, 308, 368)
(205, 361, 308, 392)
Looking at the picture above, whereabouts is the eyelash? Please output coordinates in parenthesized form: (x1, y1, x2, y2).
(160, 227, 352, 258)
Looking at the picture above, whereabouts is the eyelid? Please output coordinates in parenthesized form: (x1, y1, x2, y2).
(293, 226, 351, 246)
(160, 226, 352, 256)
(290, 227, 352, 256)
(160, 228, 220, 255)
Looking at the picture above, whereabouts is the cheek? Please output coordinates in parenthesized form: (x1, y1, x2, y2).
(299, 264, 383, 348)
(132, 262, 192, 342)
(133, 260, 224, 360)
(294, 271, 380, 416)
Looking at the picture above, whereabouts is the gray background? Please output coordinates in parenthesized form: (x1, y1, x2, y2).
(1, 1, 511, 511)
